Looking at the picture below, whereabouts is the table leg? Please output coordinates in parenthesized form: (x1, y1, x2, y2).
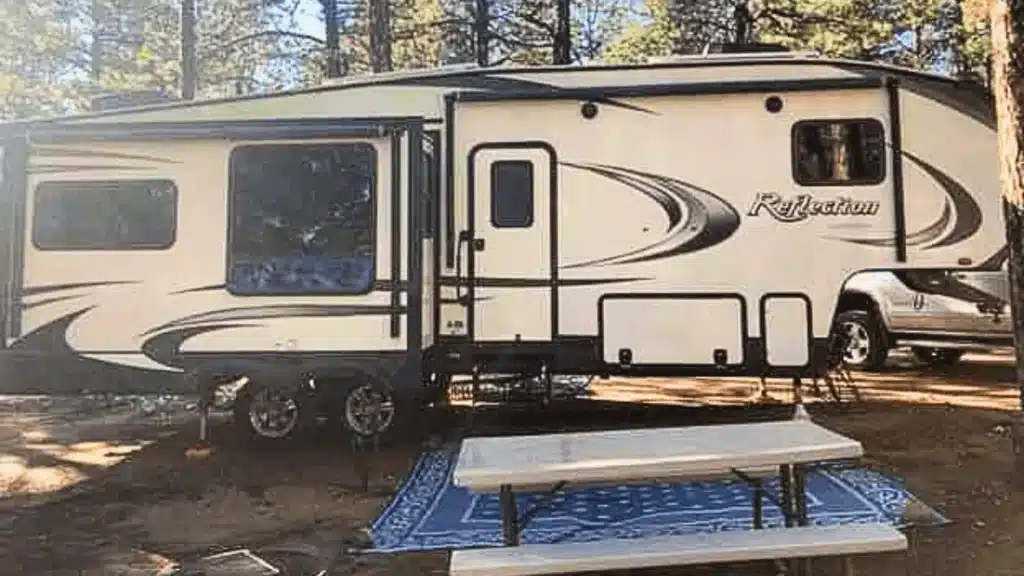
(793, 463, 809, 526)
(780, 464, 794, 527)
(779, 465, 807, 576)
(499, 485, 520, 546)
(794, 464, 812, 576)
(753, 479, 764, 530)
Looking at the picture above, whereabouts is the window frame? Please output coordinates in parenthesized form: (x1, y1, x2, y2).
(489, 159, 535, 229)
(31, 179, 179, 252)
(422, 133, 440, 239)
(225, 141, 380, 297)
(790, 117, 887, 187)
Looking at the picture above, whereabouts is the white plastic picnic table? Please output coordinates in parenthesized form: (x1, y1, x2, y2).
(452, 420, 863, 547)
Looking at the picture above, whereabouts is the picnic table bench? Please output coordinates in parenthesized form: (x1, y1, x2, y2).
(448, 420, 907, 576)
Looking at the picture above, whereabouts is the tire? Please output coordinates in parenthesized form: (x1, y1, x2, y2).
(834, 309, 889, 371)
(232, 378, 310, 442)
(912, 347, 965, 367)
(328, 373, 406, 441)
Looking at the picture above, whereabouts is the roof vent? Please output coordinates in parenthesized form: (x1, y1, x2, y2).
(703, 42, 792, 54)
(90, 90, 177, 111)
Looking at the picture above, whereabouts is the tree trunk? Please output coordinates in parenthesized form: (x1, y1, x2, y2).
(990, 0, 1024, 474)
(553, 0, 571, 64)
(369, 0, 393, 72)
(323, 0, 343, 78)
(180, 0, 198, 100)
(474, 0, 489, 66)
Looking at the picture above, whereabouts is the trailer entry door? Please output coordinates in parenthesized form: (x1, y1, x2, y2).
(468, 144, 554, 342)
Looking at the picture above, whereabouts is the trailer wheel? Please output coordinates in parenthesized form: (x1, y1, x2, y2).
(233, 379, 307, 441)
(340, 376, 397, 438)
(834, 310, 888, 371)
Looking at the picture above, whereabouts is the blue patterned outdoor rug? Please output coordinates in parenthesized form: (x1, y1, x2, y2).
(370, 444, 948, 553)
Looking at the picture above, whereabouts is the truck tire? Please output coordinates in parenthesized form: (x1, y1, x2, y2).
(834, 309, 889, 371)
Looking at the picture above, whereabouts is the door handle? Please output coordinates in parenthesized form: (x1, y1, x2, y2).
(913, 293, 925, 310)
(473, 238, 485, 252)
(455, 231, 471, 304)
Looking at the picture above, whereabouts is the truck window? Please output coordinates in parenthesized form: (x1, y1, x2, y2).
(792, 119, 886, 186)
(32, 179, 177, 251)
(227, 142, 377, 296)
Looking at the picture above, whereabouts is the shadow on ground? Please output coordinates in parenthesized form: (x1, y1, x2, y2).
(0, 354, 1020, 575)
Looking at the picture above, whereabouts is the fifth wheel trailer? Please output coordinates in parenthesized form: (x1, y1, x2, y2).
(0, 51, 1006, 439)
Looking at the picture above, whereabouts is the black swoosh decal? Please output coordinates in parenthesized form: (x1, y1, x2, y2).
(903, 151, 983, 248)
(22, 281, 137, 297)
(141, 324, 250, 370)
(438, 277, 649, 287)
(26, 164, 148, 174)
(563, 163, 682, 231)
(590, 98, 659, 115)
(141, 304, 405, 337)
(31, 147, 180, 164)
(832, 199, 953, 247)
(20, 294, 85, 311)
(561, 163, 740, 267)
(9, 307, 93, 351)
(835, 151, 982, 250)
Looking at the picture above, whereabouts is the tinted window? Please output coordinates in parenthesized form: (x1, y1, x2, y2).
(792, 119, 886, 185)
(491, 160, 534, 228)
(228, 143, 377, 295)
(32, 180, 177, 250)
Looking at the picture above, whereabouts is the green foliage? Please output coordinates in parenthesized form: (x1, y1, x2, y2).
(600, 0, 679, 63)
(0, 0, 999, 120)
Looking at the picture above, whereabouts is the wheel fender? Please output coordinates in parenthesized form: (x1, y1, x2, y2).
(835, 291, 892, 348)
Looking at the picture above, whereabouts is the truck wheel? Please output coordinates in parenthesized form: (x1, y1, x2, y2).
(834, 310, 889, 371)
(912, 347, 964, 367)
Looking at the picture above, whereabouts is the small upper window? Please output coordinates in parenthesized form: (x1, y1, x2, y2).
(792, 119, 886, 186)
(491, 160, 534, 228)
(32, 179, 177, 251)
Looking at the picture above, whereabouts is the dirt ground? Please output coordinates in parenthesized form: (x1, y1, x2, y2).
(0, 351, 1022, 575)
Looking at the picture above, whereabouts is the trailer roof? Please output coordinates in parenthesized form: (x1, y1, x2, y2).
(0, 53, 992, 129)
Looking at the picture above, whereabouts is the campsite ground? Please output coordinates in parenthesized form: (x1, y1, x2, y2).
(0, 353, 1020, 575)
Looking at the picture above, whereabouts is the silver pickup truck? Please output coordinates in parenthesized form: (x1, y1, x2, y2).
(835, 257, 1011, 370)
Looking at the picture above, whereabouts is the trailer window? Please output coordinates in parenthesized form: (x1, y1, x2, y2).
(491, 160, 534, 228)
(32, 180, 177, 251)
(227, 142, 377, 295)
(792, 119, 886, 186)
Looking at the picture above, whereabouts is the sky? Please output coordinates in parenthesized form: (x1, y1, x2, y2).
(295, 1, 323, 39)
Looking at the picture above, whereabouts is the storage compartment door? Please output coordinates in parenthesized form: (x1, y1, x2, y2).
(601, 295, 745, 366)
(761, 295, 811, 368)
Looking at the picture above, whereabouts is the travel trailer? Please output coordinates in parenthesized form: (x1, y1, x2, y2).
(0, 50, 1005, 439)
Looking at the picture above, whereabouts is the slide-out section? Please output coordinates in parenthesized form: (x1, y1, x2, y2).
(599, 294, 746, 368)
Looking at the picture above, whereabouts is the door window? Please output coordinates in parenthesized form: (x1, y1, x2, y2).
(490, 160, 534, 228)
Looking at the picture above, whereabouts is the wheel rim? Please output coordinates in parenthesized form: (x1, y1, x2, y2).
(344, 384, 395, 436)
(247, 387, 300, 439)
(840, 321, 871, 365)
